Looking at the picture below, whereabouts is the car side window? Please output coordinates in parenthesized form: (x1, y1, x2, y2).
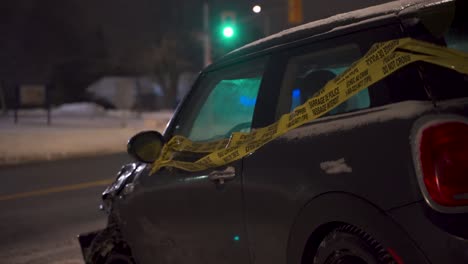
(173, 58, 267, 142)
(278, 44, 370, 118)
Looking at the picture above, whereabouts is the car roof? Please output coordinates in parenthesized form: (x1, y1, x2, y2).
(205, 0, 453, 72)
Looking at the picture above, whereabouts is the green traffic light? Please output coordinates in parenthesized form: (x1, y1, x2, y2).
(223, 26, 234, 38)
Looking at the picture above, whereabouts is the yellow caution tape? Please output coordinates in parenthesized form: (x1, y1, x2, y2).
(150, 38, 468, 174)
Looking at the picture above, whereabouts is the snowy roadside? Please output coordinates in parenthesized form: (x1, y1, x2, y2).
(0, 103, 173, 166)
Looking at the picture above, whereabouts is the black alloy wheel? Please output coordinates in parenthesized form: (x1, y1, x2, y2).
(313, 225, 396, 264)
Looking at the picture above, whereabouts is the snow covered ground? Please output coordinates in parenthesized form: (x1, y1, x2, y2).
(0, 103, 173, 166)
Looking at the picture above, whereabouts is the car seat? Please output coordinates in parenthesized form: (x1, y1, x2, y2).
(301, 69, 373, 115)
(299, 69, 350, 114)
(300, 69, 337, 103)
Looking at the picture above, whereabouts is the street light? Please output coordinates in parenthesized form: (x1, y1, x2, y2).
(252, 5, 262, 13)
(251, 4, 269, 36)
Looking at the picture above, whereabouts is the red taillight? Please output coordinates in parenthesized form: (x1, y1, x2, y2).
(419, 121, 468, 207)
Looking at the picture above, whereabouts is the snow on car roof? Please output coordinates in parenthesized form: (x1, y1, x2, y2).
(229, 0, 451, 56)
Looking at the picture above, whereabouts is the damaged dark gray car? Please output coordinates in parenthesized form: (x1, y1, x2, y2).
(79, 1, 468, 263)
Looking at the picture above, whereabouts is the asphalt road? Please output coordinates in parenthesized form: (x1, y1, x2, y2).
(0, 153, 133, 264)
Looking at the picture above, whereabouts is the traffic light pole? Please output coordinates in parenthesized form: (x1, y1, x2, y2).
(263, 13, 271, 36)
(203, 1, 212, 67)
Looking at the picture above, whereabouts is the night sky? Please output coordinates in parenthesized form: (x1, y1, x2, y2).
(0, 0, 391, 85)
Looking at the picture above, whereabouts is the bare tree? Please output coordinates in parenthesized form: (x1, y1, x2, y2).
(147, 35, 192, 109)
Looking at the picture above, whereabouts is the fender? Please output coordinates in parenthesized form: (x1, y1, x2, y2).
(286, 192, 429, 264)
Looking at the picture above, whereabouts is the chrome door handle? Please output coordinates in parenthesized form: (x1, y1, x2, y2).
(208, 166, 236, 185)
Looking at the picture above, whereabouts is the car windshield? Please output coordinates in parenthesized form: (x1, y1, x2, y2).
(172, 57, 266, 142)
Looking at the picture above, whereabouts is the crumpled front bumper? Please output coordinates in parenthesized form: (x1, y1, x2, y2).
(77, 230, 102, 264)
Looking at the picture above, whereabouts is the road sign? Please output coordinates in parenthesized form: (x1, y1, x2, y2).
(20, 85, 46, 106)
(15, 84, 51, 125)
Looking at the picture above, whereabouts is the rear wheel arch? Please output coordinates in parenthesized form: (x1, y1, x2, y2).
(287, 192, 429, 264)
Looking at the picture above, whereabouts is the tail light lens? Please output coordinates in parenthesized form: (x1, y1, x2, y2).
(419, 121, 468, 207)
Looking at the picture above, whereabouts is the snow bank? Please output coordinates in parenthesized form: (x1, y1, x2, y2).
(53, 102, 106, 116)
(13, 102, 108, 117)
(0, 110, 173, 166)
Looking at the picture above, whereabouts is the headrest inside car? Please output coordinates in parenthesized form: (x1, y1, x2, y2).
(300, 69, 337, 103)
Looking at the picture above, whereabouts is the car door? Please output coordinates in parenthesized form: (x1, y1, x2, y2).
(241, 25, 406, 264)
(118, 57, 269, 264)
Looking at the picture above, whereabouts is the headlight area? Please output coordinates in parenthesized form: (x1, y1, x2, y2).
(100, 163, 146, 212)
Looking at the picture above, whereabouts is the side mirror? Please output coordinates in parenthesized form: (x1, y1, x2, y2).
(127, 131, 165, 163)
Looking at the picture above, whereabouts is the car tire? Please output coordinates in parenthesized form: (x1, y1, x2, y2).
(313, 225, 396, 264)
